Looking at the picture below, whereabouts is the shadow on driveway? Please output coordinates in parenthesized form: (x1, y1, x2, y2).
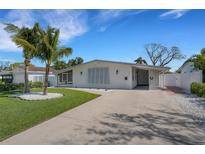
(86, 110, 205, 144)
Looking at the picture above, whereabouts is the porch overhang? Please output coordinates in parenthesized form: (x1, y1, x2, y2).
(131, 64, 170, 72)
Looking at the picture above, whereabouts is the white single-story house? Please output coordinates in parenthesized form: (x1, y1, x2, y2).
(57, 60, 169, 89)
(0, 65, 57, 86)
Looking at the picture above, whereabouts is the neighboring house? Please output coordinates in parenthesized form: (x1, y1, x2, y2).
(57, 60, 169, 89)
(177, 61, 197, 74)
(0, 65, 57, 86)
(160, 60, 203, 93)
(0, 70, 13, 83)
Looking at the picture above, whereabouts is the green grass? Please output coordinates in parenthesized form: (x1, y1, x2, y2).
(0, 88, 99, 141)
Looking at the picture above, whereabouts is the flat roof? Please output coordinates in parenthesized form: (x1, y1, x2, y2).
(13, 66, 55, 73)
(57, 59, 170, 74)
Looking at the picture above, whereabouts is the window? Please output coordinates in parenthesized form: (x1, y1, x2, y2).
(67, 70, 72, 83)
(58, 74, 62, 82)
(34, 76, 44, 82)
(88, 67, 109, 84)
(62, 73, 67, 82)
(59, 70, 73, 83)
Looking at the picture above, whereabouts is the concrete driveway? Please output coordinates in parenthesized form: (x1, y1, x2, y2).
(1, 88, 205, 145)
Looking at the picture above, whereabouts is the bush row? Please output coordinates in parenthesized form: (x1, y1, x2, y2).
(0, 81, 43, 92)
(29, 81, 43, 88)
(191, 82, 205, 98)
(0, 83, 24, 91)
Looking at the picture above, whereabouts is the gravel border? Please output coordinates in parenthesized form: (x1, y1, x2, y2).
(15, 92, 63, 101)
(174, 93, 205, 123)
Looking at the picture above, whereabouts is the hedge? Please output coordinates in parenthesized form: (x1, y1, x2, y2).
(30, 81, 43, 88)
(0, 83, 24, 92)
(0, 81, 43, 92)
(191, 82, 205, 98)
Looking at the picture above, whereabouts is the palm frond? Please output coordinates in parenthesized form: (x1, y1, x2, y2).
(13, 37, 37, 56)
(4, 23, 20, 33)
(57, 48, 73, 59)
(43, 34, 56, 53)
(52, 29, 59, 50)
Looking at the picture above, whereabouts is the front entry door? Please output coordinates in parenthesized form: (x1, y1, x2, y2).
(137, 69, 149, 86)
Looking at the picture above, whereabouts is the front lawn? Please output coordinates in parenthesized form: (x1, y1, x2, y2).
(0, 88, 99, 141)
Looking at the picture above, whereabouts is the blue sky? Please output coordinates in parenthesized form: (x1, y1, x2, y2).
(0, 9, 204, 71)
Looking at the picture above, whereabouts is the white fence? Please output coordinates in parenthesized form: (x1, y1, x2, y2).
(159, 70, 203, 93)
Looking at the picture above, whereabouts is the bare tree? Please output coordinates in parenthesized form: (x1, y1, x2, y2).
(159, 46, 185, 66)
(145, 43, 166, 66)
(145, 43, 185, 66)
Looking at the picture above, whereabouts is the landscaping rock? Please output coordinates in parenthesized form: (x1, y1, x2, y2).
(16, 92, 63, 101)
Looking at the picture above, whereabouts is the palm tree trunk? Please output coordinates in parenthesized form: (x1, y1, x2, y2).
(24, 59, 30, 93)
(43, 64, 50, 95)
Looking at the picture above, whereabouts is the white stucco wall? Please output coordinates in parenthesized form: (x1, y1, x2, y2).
(13, 72, 24, 83)
(181, 71, 203, 93)
(161, 73, 181, 87)
(131, 67, 137, 88)
(149, 70, 160, 89)
(72, 61, 132, 89)
(159, 70, 203, 93)
(13, 72, 57, 86)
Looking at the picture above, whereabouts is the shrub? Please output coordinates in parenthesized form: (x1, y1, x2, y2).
(15, 83, 24, 90)
(0, 83, 5, 91)
(0, 81, 44, 92)
(0, 83, 24, 92)
(30, 81, 43, 88)
(191, 82, 199, 94)
(191, 82, 205, 98)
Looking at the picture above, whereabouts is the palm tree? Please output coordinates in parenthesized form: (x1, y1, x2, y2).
(52, 60, 67, 70)
(67, 57, 84, 67)
(134, 57, 147, 65)
(36, 26, 72, 95)
(67, 59, 76, 67)
(4, 23, 40, 93)
(201, 48, 205, 58)
(75, 57, 84, 65)
(191, 48, 205, 82)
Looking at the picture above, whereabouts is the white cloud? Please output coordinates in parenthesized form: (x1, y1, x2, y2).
(97, 10, 126, 22)
(98, 25, 110, 32)
(97, 10, 145, 22)
(39, 10, 88, 43)
(96, 10, 145, 32)
(0, 23, 21, 52)
(5, 10, 35, 27)
(160, 9, 190, 19)
(0, 10, 35, 52)
(0, 9, 146, 52)
(0, 10, 88, 52)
